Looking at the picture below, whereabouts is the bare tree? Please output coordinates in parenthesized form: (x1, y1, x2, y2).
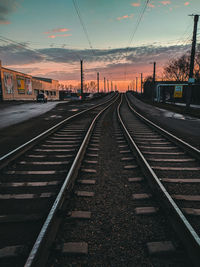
(163, 45, 200, 81)
(194, 44, 200, 81)
(163, 54, 190, 81)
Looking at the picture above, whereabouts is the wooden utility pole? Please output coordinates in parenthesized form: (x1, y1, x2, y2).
(80, 59, 83, 99)
(97, 72, 99, 93)
(141, 73, 143, 93)
(136, 77, 138, 93)
(186, 14, 199, 109)
(104, 77, 106, 92)
(107, 79, 109, 92)
(153, 62, 156, 83)
(152, 62, 156, 101)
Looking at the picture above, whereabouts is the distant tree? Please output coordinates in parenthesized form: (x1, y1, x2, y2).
(88, 81, 96, 93)
(163, 45, 200, 82)
(194, 44, 200, 81)
(163, 54, 190, 81)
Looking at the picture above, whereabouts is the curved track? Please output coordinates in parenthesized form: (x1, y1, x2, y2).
(47, 94, 190, 266)
(118, 93, 200, 266)
(0, 93, 119, 267)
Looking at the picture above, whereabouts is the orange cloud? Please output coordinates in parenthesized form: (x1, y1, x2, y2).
(48, 35, 56, 39)
(44, 28, 70, 34)
(184, 2, 190, 6)
(131, 3, 140, 7)
(148, 3, 155, 8)
(0, 21, 11, 24)
(48, 34, 72, 38)
(117, 14, 134, 20)
(160, 1, 171, 5)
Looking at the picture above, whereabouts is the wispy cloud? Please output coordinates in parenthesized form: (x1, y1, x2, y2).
(1, 43, 191, 83)
(131, 3, 140, 7)
(0, 21, 11, 25)
(184, 2, 190, 6)
(44, 28, 70, 34)
(0, 0, 19, 25)
(160, 1, 171, 5)
(0, 42, 190, 66)
(148, 3, 155, 8)
(117, 14, 134, 21)
(48, 34, 72, 39)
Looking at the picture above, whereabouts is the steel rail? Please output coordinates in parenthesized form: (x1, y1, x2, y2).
(24, 94, 120, 267)
(117, 94, 200, 267)
(126, 93, 200, 160)
(0, 93, 118, 170)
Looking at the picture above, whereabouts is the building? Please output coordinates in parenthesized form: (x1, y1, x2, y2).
(0, 61, 59, 101)
(143, 80, 200, 104)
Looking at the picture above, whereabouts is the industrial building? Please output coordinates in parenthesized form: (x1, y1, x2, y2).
(0, 61, 59, 101)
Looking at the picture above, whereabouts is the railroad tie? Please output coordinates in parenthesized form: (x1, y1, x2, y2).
(77, 179, 96, 185)
(121, 157, 135, 161)
(75, 191, 95, 197)
(132, 193, 151, 200)
(161, 178, 200, 183)
(147, 241, 176, 256)
(0, 245, 26, 259)
(135, 207, 158, 215)
(128, 177, 143, 182)
(182, 208, 200, 216)
(124, 165, 138, 170)
(81, 168, 97, 173)
(61, 242, 88, 255)
(68, 211, 91, 219)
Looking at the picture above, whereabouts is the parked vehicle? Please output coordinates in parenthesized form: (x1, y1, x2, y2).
(37, 93, 48, 103)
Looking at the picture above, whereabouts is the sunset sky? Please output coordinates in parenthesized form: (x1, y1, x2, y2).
(0, 0, 200, 91)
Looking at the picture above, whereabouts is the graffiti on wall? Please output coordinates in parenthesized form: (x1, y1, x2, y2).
(17, 76, 25, 94)
(4, 72, 14, 94)
(26, 78, 32, 94)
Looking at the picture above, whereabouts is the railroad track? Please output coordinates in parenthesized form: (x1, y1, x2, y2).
(118, 93, 200, 266)
(0, 93, 119, 267)
(47, 94, 191, 266)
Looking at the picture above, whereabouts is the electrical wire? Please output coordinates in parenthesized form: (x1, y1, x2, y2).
(127, 0, 150, 49)
(121, 0, 150, 83)
(72, 0, 95, 57)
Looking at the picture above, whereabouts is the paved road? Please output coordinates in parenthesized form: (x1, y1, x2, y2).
(0, 101, 68, 129)
(127, 93, 200, 148)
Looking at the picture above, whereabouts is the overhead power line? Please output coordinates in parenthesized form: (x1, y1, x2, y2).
(122, 0, 150, 82)
(72, 0, 95, 57)
(127, 0, 150, 49)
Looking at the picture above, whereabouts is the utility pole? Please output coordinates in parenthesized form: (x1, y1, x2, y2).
(153, 62, 156, 83)
(141, 73, 143, 94)
(104, 77, 106, 93)
(152, 62, 156, 101)
(107, 79, 109, 92)
(136, 77, 138, 93)
(97, 72, 99, 93)
(186, 14, 199, 109)
(80, 59, 84, 99)
(111, 81, 113, 91)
